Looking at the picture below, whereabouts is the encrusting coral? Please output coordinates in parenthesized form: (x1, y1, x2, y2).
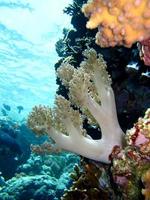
(28, 48, 124, 164)
(110, 108, 150, 199)
(138, 37, 150, 66)
(82, 0, 150, 47)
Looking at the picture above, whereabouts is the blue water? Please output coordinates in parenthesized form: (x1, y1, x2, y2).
(0, 0, 72, 121)
(0, 1, 80, 199)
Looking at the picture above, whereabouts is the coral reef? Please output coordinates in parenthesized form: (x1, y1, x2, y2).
(0, 152, 79, 200)
(0, 116, 30, 179)
(26, 1, 150, 199)
(17, 152, 79, 179)
(28, 45, 149, 198)
(56, 0, 149, 134)
(0, 175, 66, 200)
(0, 0, 149, 200)
(82, 0, 150, 47)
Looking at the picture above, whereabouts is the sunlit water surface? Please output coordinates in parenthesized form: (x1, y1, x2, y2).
(0, 0, 72, 121)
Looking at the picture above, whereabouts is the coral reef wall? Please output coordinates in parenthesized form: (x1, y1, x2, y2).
(55, 0, 150, 132)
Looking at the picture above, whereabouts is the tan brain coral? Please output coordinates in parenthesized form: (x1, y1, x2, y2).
(82, 0, 150, 47)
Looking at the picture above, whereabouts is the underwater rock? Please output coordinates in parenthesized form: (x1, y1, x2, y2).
(0, 130, 22, 155)
(0, 118, 31, 179)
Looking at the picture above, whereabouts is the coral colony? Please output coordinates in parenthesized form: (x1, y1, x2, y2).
(28, 0, 150, 199)
(82, 0, 150, 48)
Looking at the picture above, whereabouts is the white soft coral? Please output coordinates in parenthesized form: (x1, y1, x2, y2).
(28, 49, 124, 164)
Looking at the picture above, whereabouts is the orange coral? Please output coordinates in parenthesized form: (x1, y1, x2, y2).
(82, 0, 150, 47)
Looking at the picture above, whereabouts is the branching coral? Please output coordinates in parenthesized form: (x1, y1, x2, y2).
(28, 49, 124, 164)
(62, 161, 113, 200)
(82, 0, 150, 47)
(63, 0, 84, 16)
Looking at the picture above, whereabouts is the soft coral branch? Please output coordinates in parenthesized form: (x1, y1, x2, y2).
(28, 49, 124, 164)
(69, 49, 124, 142)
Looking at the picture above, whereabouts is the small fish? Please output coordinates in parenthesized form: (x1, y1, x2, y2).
(16, 106, 24, 114)
(3, 104, 11, 111)
(14, 156, 18, 161)
(1, 108, 7, 116)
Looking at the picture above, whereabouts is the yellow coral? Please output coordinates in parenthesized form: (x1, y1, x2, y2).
(82, 0, 150, 47)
